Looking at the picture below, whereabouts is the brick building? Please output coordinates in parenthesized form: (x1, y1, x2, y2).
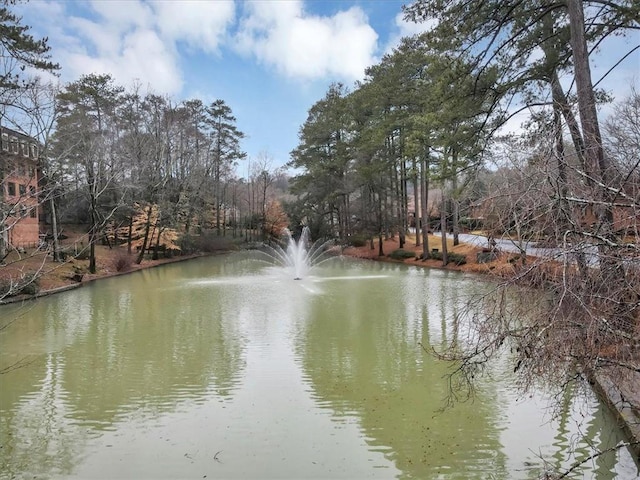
(1, 126, 41, 250)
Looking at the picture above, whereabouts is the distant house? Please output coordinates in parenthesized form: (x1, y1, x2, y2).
(1, 126, 41, 250)
(407, 188, 444, 230)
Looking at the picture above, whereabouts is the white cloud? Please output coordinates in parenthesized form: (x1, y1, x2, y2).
(235, 1, 378, 81)
(88, 0, 154, 31)
(65, 27, 183, 94)
(152, 0, 236, 54)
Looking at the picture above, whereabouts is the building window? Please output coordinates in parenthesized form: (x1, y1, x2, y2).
(7, 182, 16, 196)
(28, 185, 36, 196)
(21, 141, 28, 157)
(29, 208, 37, 218)
(1, 133, 8, 151)
(10, 137, 18, 154)
(19, 184, 26, 195)
(20, 205, 28, 218)
(30, 144, 38, 159)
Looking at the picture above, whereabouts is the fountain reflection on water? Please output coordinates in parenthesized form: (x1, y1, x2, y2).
(260, 226, 338, 280)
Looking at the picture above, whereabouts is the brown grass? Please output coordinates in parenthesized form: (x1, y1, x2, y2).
(342, 233, 523, 277)
(0, 225, 205, 298)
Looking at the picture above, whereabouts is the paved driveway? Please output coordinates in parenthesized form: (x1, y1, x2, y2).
(432, 232, 602, 266)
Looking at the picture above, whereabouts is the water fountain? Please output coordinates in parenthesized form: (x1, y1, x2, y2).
(261, 226, 337, 279)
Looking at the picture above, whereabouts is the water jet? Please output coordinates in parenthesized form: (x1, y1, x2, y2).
(260, 226, 337, 279)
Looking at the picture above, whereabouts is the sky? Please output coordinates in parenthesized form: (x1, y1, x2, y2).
(14, 0, 640, 174)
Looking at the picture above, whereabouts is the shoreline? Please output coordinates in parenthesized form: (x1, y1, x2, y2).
(0, 252, 212, 306)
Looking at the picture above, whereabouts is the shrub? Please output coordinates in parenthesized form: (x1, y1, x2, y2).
(429, 251, 467, 265)
(389, 249, 416, 260)
(19, 277, 40, 295)
(113, 251, 133, 272)
(74, 249, 90, 260)
(195, 234, 232, 253)
(459, 217, 484, 231)
(178, 234, 197, 255)
(178, 233, 235, 254)
(0, 276, 40, 297)
(348, 235, 368, 248)
(508, 254, 522, 264)
(0, 279, 12, 297)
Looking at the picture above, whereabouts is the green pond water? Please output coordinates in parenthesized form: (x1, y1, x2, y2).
(0, 253, 637, 479)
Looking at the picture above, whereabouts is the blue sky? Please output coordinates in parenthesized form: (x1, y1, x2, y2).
(14, 1, 640, 174)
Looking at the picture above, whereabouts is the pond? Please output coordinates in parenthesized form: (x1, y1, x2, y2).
(0, 253, 637, 479)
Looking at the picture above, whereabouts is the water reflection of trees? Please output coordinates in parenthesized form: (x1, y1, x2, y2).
(58, 271, 245, 423)
(297, 266, 509, 479)
(0, 258, 246, 476)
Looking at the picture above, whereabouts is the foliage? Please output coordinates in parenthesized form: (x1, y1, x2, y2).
(347, 235, 368, 248)
(428, 250, 467, 265)
(106, 203, 181, 253)
(74, 249, 90, 260)
(459, 217, 484, 231)
(0, 273, 40, 297)
(177, 232, 237, 254)
(0, 5, 59, 94)
(177, 234, 198, 255)
(289, 83, 355, 240)
(262, 199, 289, 240)
(388, 249, 416, 260)
(112, 250, 133, 272)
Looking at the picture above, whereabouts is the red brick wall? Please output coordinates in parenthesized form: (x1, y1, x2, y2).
(9, 218, 39, 247)
(2, 128, 41, 248)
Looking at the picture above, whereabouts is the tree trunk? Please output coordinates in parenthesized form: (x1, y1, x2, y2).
(222, 184, 227, 237)
(452, 167, 460, 246)
(152, 225, 163, 260)
(88, 193, 98, 274)
(377, 195, 384, 256)
(413, 158, 420, 247)
(567, 0, 613, 227)
(136, 204, 154, 265)
(0, 227, 7, 261)
(440, 195, 448, 267)
(551, 71, 587, 175)
(540, 12, 587, 175)
(421, 154, 430, 259)
(49, 196, 61, 262)
(398, 157, 407, 249)
(127, 215, 133, 254)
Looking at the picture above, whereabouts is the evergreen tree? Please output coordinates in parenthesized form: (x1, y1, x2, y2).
(0, 2, 59, 107)
(289, 83, 354, 240)
(204, 99, 246, 235)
